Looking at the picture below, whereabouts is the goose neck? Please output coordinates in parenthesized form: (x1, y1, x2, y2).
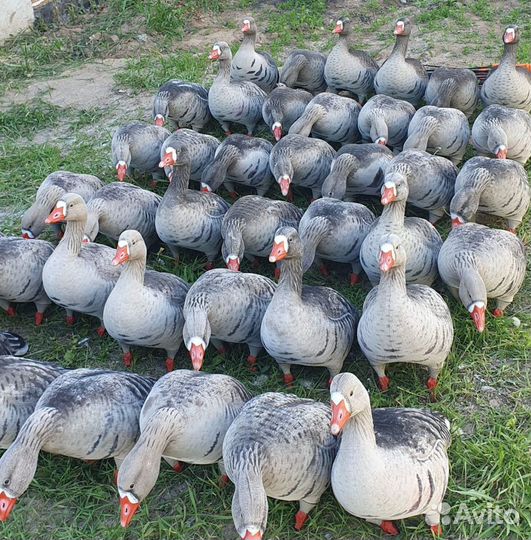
(380, 199, 406, 227)
(499, 42, 517, 68)
(61, 219, 85, 256)
(341, 406, 376, 452)
(390, 34, 409, 58)
(277, 256, 303, 296)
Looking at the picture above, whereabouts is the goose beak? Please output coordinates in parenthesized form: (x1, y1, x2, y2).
(379, 249, 395, 272)
(504, 28, 516, 43)
(154, 114, 165, 127)
(116, 163, 127, 181)
(451, 215, 465, 228)
(394, 21, 405, 35)
(159, 153, 175, 168)
(190, 343, 205, 371)
(21, 229, 35, 239)
(209, 50, 220, 61)
(45, 206, 65, 224)
(82, 235, 91, 244)
(469, 302, 485, 333)
(119, 496, 140, 528)
(242, 530, 262, 540)
(330, 397, 350, 436)
(333, 23, 342, 33)
(272, 123, 282, 141)
(200, 183, 212, 193)
(269, 241, 287, 263)
(381, 182, 397, 205)
(495, 145, 507, 159)
(112, 245, 129, 266)
(226, 257, 240, 272)
(375, 136, 387, 145)
(0, 490, 17, 522)
(241, 21, 251, 33)
(278, 175, 291, 197)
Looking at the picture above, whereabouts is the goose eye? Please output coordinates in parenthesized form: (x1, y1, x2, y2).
(129, 483, 134, 489)
(3, 479, 10, 486)
(349, 391, 353, 397)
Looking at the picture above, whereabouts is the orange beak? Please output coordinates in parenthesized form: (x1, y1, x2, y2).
(45, 206, 65, 224)
(117, 164, 127, 181)
(394, 22, 405, 35)
(159, 152, 176, 168)
(333, 24, 342, 33)
(470, 305, 485, 333)
(330, 399, 351, 436)
(278, 176, 291, 197)
(190, 343, 205, 371)
(209, 49, 220, 60)
(154, 115, 165, 127)
(0, 492, 17, 522)
(269, 241, 287, 263)
(381, 185, 397, 205)
(226, 258, 240, 271)
(200, 184, 212, 193)
(242, 22, 251, 32)
(273, 125, 282, 141)
(243, 531, 263, 540)
(21, 232, 32, 240)
(120, 496, 140, 528)
(379, 250, 395, 272)
(496, 147, 507, 159)
(112, 245, 129, 266)
(451, 216, 464, 228)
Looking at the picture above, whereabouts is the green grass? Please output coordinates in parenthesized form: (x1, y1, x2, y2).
(1, 1, 531, 539)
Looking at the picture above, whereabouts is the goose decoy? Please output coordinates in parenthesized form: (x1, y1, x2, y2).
(261, 227, 358, 384)
(357, 234, 453, 396)
(262, 85, 312, 141)
(0, 368, 154, 522)
(152, 80, 212, 130)
(231, 16, 279, 93)
(471, 104, 531, 165)
(403, 105, 470, 165)
(279, 49, 328, 94)
(42, 194, 121, 333)
(424, 67, 479, 117)
(223, 392, 337, 538)
(438, 223, 526, 331)
(103, 230, 189, 372)
(200, 135, 274, 198)
(324, 17, 378, 103)
(0, 236, 53, 325)
(374, 18, 428, 106)
(117, 370, 251, 527)
(182, 269, 275, 371)
(481, 25, 531, 112)
(450, 156, 530, 232)
(329, 373, 451, 536)
(21, 171, 103, 240)
(209, 41, 267, 136)
(155, 145, 229, 269)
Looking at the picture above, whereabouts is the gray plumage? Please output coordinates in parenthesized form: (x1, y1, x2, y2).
(269, 134, 336, 200)
(360, 175, 442, 286)
(330, 373, 451, 534)
(182, 269, 276, 370)
(481, 26, 531, 112)
(358, 234, 453, 392)
(155, 146, 229, 266)
(262, 85, 313, 141)
(160, 129, 220, 182)
(103, 230, 189, 372)
(223, 392, 337, 539)
(200, 135, 274, 197)
(424, 67, 479, 117)
(0, 333, 28, 357)
(84, 182, 161, 248)
(471, 104, 531, 165)
(279, 49, 328, 94)
(438, 223, 526, 326)
(357, 94, 415, 149)
(21, 171, 103, 239)
(288, 92, 361, 145)
(209, 41, 267, 135)
(450, 156, 530, 231)
(321, 143, 393, 200)
(0, 237, 53, 324)
(374, 18, 428, 107)
(0, 356, 66, 448)
(324, 17, 379, 103)
(221, 195, 303, 271)
(403, 105, 470, 165)
(152, 80, 212, 130)
(261, 227, 358, 382)
(299, 198, 375, 284)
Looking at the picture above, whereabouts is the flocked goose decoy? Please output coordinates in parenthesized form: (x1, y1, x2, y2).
(103, 230, 189, 372)
(223, 392, 337, 538)
(209, 41, 267, 135)
(0, 236, 53, 325)
(374, 18, 428, 106)
(261, 227, 358, 384)
(329, 373, 451, 536)
(182, 269, 275, 371)
(21, 171, 103, 240)
(324, 17, 379, 103)
(231, 16, 279, 93)
(117, 370, 251, 527)
(438, 223, 526, 331)
(152, 80, 212, 130)
(279, 49, 328, 94)
(357, 234, 453, 396)
(0, 368, 154, 522)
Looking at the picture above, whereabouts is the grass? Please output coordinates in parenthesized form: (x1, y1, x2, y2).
(1, 0, 531, 539)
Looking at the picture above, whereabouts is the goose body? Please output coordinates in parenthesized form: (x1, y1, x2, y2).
(200, 135, 274, 197)
(261, 227, 358, 383)
(223, 392, 337, 538)
(330, 373, 451, 536)
(84, 182, 161, 247)
(21, 171, 103, 240)
(152, 80, 211, 130)
(0, 368, 154, 522)
(279, 49, 327, 94)
(288, 92, 361, 145)
(103, 230, 189, 372)
(117, 370, 251, 527)
(0, 237, 53, 325)
(403, 105, 470, 165)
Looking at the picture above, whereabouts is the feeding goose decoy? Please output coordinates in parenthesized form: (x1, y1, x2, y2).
(279, 49, 328, 94)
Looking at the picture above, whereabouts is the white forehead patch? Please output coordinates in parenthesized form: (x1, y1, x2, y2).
(384, 181, 396, 190)
(226, 254, 239, 263)
(186, 336, 206, 351)
(165, 146, 177, 160)
(116, 160, 126, 168)
(118, 488, 139, 504)
(330, 391, 344, 405)
(274, 234, 289, 253)
(56, 200, 66, 210)
(468, 301, 485, 313)
(243, 19, 250, 25)
(336, 20, 342, 26)
(212, 44, 221, 53)
(0, 487, 15, 499)
(272, 121, 282, 129)
(200, 183, 212, 192)
(380, 243, 394, 253)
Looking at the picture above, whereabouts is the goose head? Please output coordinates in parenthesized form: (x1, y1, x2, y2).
(241, 16, 257, 35)
(333, 17, 351, 36)
(380, 171, 409, 206)
(269, 226, 303, 263)
(112, 230, 147, 266)
(330, 372, 371, 436)
(378, 234, 406, 273)
(209, 41, 232, 62)
(449, 189, 480, 228)
(394, 17, 411, 36)
(503, 25, 519, 44)
(45, 193, 87, 225)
